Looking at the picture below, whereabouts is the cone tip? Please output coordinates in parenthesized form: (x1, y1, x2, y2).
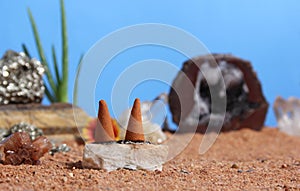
(99, 99, 106, 105)
(133, 98, 140, 106)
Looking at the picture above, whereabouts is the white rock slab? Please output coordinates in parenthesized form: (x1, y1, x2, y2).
(83, 142, 168, 172)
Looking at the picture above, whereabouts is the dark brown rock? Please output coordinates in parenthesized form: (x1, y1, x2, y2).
(168, 54, 268, 132)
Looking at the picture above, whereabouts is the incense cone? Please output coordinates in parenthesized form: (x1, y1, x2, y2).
(94, 100, 115, 142)
(125, 98, 145, 141)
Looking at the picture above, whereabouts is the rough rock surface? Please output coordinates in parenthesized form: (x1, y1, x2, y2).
(83, 142, 168, 171)
(0, 50, 45, 104)
(169, 54, 268, 132)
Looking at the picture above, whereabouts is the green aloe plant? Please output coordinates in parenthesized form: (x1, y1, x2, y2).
(23, 0, 82, 103)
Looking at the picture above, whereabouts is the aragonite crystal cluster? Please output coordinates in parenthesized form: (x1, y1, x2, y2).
(0, 50, 45, 104)
(0, 132, 52, 165)
(83, 99, 168, 171)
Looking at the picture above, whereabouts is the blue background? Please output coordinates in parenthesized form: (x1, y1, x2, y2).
(1, 0, 300, 127)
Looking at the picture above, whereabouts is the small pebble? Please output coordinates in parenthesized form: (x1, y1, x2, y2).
(231, 164, 239, 169)
(154, 170, 161, 174)
(180, 169, 190, 174)
(281, 164, 288, 168)
(257, 158, 267, 163)
(246, 168, 254, 173)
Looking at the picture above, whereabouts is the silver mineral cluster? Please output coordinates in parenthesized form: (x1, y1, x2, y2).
(0, 50, 45, 104)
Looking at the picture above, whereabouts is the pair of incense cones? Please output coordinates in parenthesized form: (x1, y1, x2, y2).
(95, 98, 145, 143)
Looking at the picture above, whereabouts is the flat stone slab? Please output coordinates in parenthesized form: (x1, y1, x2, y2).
(0, 103, 92, 140)
(83, 142, 168, 171)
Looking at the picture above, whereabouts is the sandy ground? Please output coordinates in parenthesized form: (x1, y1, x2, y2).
(0, 127, 299, 191)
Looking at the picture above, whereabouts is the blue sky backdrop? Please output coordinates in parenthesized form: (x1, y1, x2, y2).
(0, 0, 300, 127)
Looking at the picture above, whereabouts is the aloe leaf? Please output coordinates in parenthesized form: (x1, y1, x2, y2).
(44, 85, 56, 102)
(59, 0, 68, 102)
(51, 45, 61, 86)
(27, 8, 58, 98)
(73, 54, 84, 105)
(21, 44, 32, 58)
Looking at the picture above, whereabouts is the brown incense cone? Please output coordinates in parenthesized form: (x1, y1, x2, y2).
(125, 98, 145, 142)
(94, 100, 115, 142)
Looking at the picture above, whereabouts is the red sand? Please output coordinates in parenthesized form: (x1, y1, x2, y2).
(0, 128, 299, 190)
